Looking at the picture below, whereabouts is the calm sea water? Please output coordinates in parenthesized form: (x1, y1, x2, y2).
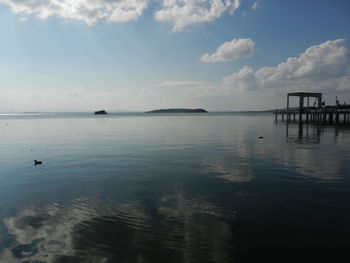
(0, 113, 349, 262)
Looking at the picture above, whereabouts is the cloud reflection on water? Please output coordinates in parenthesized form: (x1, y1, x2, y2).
(203, 156, 253, 183)
(2, 193, 234, 263)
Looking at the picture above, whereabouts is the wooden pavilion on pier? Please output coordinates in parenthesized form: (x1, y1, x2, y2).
(274, 92, 350, 125)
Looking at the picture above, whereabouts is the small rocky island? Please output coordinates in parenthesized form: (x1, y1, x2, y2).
(146, 108, 208, 113)
(94, 110, 108, 115)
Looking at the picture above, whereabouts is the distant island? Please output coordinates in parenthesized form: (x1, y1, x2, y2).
(94, 110, 108, 115)
(146, 108, 208, 113)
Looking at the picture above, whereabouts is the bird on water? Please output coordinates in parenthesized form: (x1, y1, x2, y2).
(34, 160, 42, 166)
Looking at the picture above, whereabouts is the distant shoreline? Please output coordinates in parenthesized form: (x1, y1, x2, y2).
(145, 108, 208, 113)
(0, 110, 275, 115)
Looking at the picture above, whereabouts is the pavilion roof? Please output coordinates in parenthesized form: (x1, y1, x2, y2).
(287, 92, 322, 97)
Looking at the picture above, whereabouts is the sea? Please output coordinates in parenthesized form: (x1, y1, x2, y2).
(0, 112, 349, 263)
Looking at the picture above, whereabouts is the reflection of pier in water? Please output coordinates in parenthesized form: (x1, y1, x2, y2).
(284, 121, 321, 142)
(274, 92, 350, 125)
(280, 117, 350, 143)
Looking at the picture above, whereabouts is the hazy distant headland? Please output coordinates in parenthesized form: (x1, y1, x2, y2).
(94, 110, 108, 115)
(145, 108, 208, 113)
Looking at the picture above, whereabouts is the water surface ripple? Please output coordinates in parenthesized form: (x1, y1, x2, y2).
(0, 113, 349, 262)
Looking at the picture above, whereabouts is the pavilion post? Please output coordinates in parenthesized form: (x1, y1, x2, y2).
(299, 95, 304, 122)
(318, 94, 322, 108)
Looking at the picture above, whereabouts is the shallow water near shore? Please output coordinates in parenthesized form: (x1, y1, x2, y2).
(0, 112, 350, 262)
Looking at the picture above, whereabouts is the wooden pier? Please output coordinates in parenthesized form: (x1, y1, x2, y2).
(274, 92, 350, 125)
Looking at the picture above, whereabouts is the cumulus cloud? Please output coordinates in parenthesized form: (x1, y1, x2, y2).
(0, 0, 241, 28)
(154, 0, 240, 31)
(222, 65, 257, 91)
(0, 0, 149, 24)
(151, 39, 350, 110)
(201, 38, 255, 63)
(223, 39, 350, 92)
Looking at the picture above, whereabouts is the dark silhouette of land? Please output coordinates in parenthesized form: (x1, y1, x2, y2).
(145, 108, 208, 113)
(94, 110, 108, 115)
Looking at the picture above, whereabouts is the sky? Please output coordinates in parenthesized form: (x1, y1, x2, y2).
(0, 0, 350, 112)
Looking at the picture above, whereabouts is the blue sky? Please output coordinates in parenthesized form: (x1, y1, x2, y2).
(0, 0, 350, 111)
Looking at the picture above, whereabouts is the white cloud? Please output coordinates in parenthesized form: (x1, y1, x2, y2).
(155, 80, 217, 97)
(0, 85, 213, 112)
(223, 39, 350, 92)
(251, 0, 259, 10)
(149, 40, 350, 110)
(0, 0, 242, 29)
(0, 0, 149, 24)
(0, 87, 155, 112)
(201, 38, 255, 63)
(222, 65, 257, 91)
(156, 80, 209, 87)
(154, 0, 240, 31)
